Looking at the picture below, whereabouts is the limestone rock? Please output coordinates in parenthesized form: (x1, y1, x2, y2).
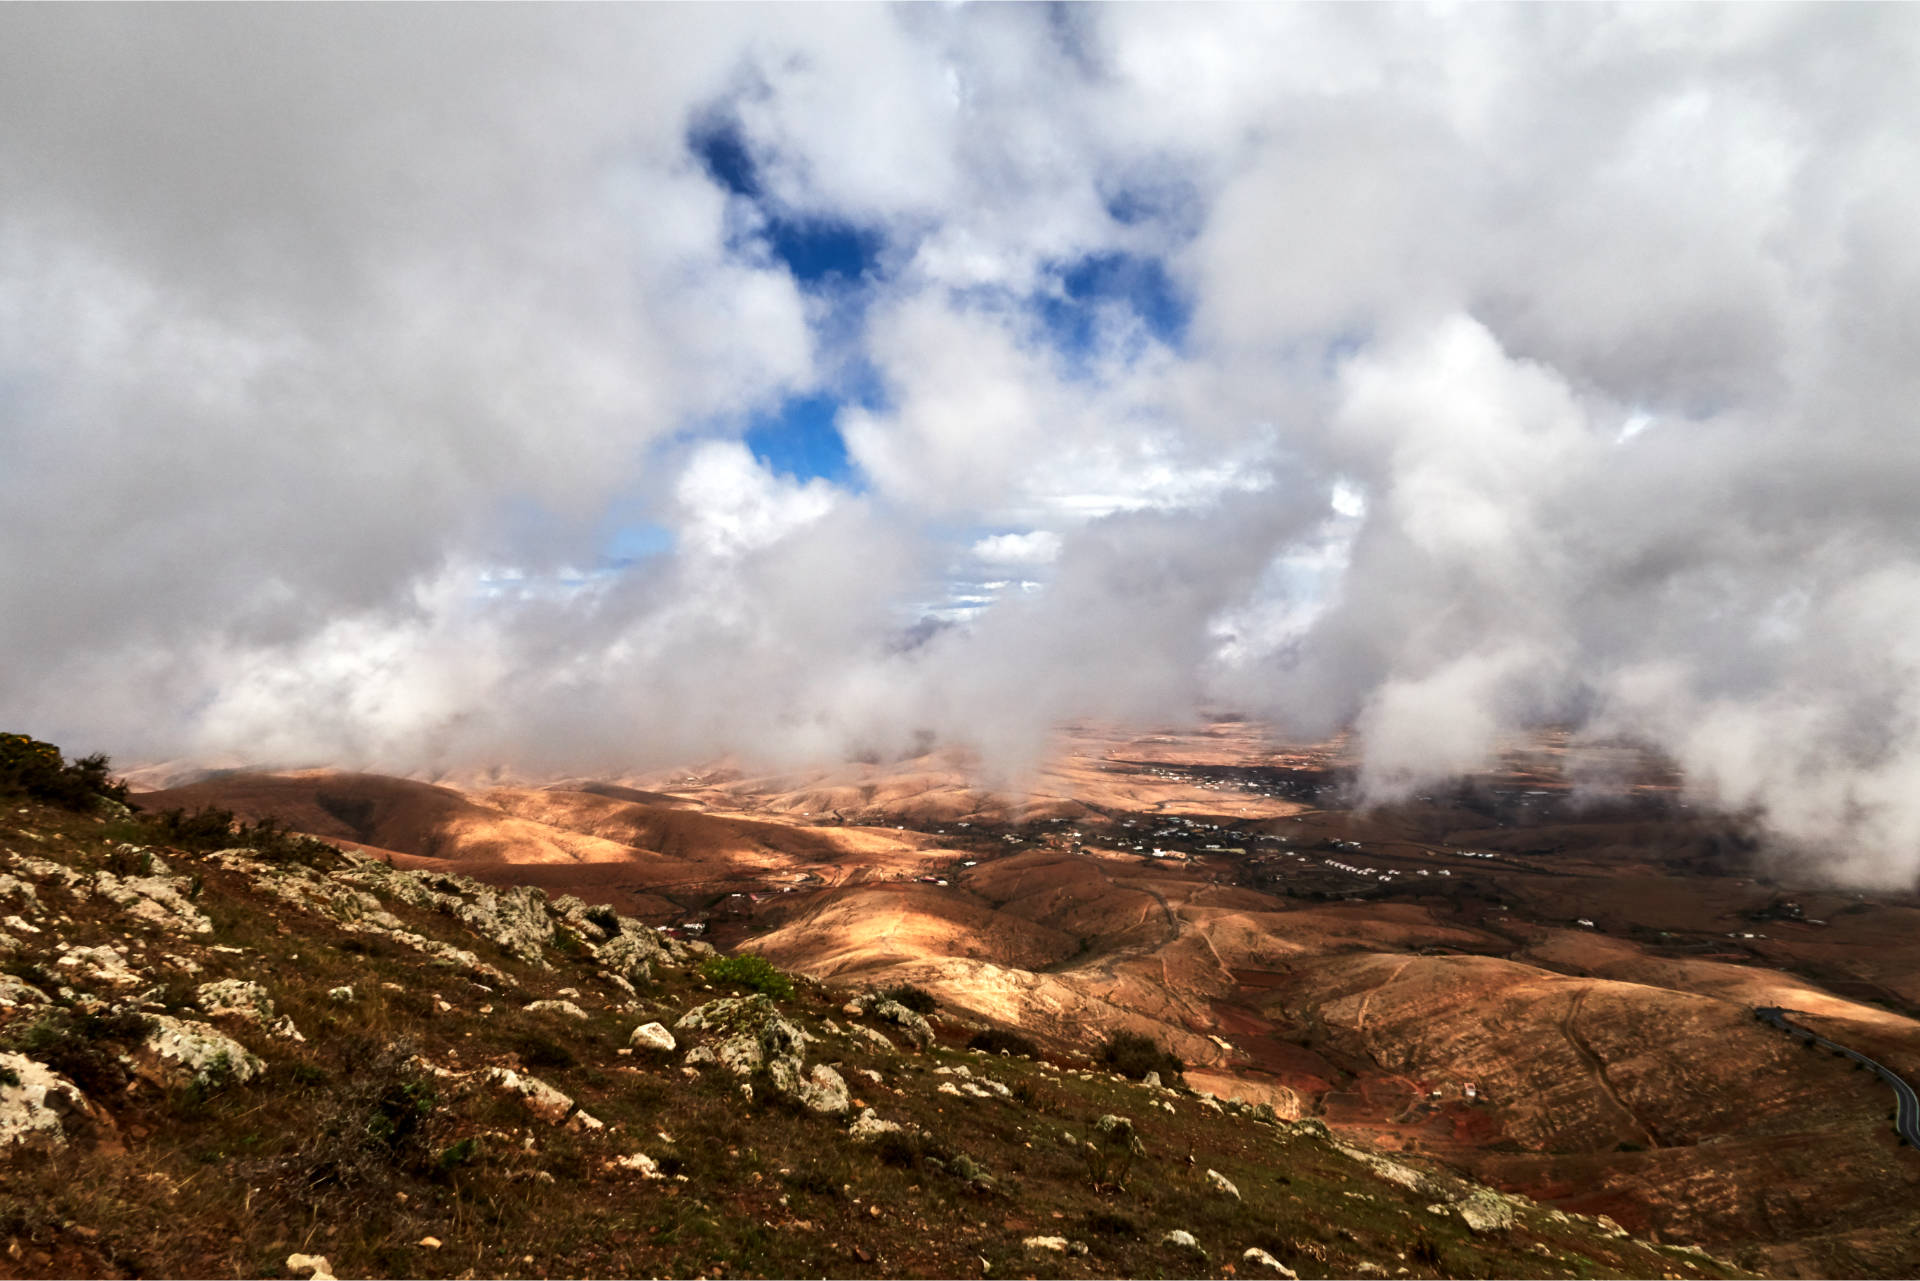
(676, 995, 808, 1083)
(1207, 1168, 1241, 1200)
(93, 858, 212, 936)
(139, 1015, 265, 1088)
(1162, 1229, 1202, 1252)
(629, 1022, 676, 1053)
(0, 1053, 100, 1151)
(768, 1062, 850, 1115)
(198, 979, 306, 1042)
(609, 1151, 665, 1178)
(1458, 1189, 1516, 1234)
(198, 979, 275, 1021)
(870, 999, 934, 1050)
(1094, 1114, 1145, 1154)
(847, 1107, 905, 1142)
(849, 1024, 895, 1053)
(0, 972, 51, 1007)
(485, 1066, 583, 1127)
(54, 943, 142, 987)
(1243, 1247, 1297, 1277)
(594, 929, 663, 983)
(525, 999, 589, 1021)
(286, 1254, 336, 1281)
(1023, 1237, 1068, 1253)
(327, 985, 355, 1003)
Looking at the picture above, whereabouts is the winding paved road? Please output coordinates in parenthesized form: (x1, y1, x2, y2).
(1756, 1006, 1920, 1146)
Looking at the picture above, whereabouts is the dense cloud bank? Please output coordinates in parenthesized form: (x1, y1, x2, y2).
(5, 6, 1920, 883)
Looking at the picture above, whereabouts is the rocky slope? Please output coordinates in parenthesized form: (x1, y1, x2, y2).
(0, 790, 1735, 1281)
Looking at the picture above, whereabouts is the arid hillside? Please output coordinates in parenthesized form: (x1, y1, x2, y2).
(0, 773, 1726, 1281)
(120, 724, 1920, 1278)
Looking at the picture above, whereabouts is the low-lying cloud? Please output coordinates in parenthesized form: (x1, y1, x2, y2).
(6, 6, 1920, 885)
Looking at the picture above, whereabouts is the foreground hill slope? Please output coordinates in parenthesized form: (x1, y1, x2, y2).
(113, 727, 1920, 1277)
(0, 791, 1735, 1281)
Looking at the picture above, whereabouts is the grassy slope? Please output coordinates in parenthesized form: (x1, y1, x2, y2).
(0, 795, 1741, 1281)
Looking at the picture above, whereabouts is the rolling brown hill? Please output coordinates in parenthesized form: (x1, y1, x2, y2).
(113, 723, 1920, 1276)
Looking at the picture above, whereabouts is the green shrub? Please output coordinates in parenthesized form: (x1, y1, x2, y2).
(142, 807, 338, 867)
(4, 1008, 153, 1097)
(968, 1028, 1038, 1058)
(435, 1136, 479, 1176)
(1099, 1030, 1185, 1085)
(270, 1040, 447, 1206)
(878, 983, 938, 1015)
(366, 1078, 436, 1153)
(700, 953, 794, 1000)
(0, 732, 128, 810)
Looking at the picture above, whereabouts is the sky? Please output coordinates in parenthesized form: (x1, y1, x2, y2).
(5, 5, 1920, 884)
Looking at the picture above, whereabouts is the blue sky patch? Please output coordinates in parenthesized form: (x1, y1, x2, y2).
(690, 115, 759, 197)
(745, 393, 858, 487)
(600, 521, 675, 570)
(1035, 250, 1190, 367)
(690, 113, 885, 285)
(766, 218, 884, 284)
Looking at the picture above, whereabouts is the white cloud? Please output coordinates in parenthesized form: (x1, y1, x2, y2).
(6, 6, 1920, 884)
(971, 531, 1061, 566)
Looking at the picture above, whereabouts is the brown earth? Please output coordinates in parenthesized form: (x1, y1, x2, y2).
(127, 722, 1920, 1277)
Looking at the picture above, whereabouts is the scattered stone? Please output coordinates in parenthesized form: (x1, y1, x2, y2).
(486, 1066, 584, 1127)
(869, 998, 935, 1050)
(1023, 1236, 1068, 1253)
(1354, 1264, 1386, 1278)
(629, 1022, 676, 1054)
(418, 1236, 442, 1250)
(0, 973, 51, 1008)
(327, 985, 355, 1003)
(594, 930, 663, 984)
(1331, 1139, 1443, 1196)
(197, 979, 272, 1019)
(849, 1024, 896, 1054)
(1243, 1247, 1297, 1276)
(1457, 1188, 1516, 1234)
(1163, 1229, 1202, 1252)
(54, 943, 142, 986)
(848, 1107, 905, 1142)
(1142, 1070, 1161, 1088)
(138, 1015, 265, 1088)
(770, 1061, 850, 1115)
(93, 860, 213, 936)
(525, 999, 589, 1021)
(609, 1152, 665, 1179)
(1207, 1168, 1241, 1200)
(1426, 1203, 1452, 1217)
(286, 1253, 336, 1280)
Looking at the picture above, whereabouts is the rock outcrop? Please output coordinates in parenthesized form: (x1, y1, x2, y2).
(0, 1052, 101, 1151)
(139, 1015, 266, 1088)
